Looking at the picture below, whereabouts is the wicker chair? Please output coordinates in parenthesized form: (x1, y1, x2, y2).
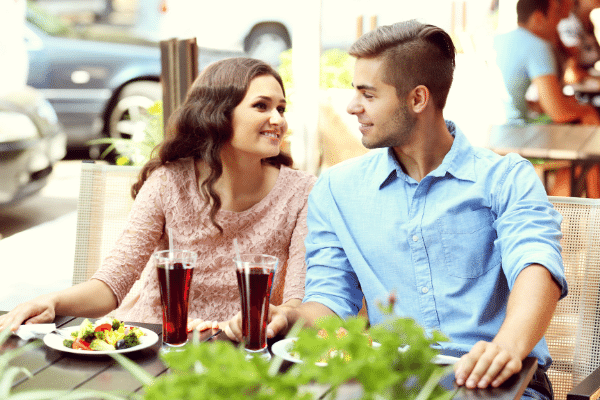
(546, 196, 600, 400)
(72, 161, 143, 306)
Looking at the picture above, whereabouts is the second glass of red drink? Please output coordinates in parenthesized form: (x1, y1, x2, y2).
(154, 249, 197, 350)
(234, 253, 278, 360)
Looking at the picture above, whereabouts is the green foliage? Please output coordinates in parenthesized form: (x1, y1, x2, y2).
(292, 316, 455, 400)
(106, 298, 457, 400)
(88, 101, 164, 166)
(278, 48, 354, 92)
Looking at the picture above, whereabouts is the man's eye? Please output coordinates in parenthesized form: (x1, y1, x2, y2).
(363, 93, 374, 99)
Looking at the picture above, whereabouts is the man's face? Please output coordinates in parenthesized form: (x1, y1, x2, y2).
(346, 57, 416, 150)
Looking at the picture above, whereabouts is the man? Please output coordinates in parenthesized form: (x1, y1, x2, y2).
(493, 0, 599, 124)
(227, 20, 567, 400)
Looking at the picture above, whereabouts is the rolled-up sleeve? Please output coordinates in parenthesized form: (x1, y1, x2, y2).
(492, 157, 567, 299)
(303, 172, 364, 318)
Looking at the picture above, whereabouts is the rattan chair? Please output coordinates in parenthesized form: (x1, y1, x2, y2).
(546, 196, 600, 400)
(72, 161, 143, 306)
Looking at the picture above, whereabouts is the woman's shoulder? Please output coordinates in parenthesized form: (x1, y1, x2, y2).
(148, 158, 195, 183)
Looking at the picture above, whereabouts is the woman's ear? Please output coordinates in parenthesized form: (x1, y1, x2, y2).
(409, 85, 430, 114)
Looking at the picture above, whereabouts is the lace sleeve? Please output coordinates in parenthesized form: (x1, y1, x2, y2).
(92, 169, 167, 305)
(281, 175, 316, 304)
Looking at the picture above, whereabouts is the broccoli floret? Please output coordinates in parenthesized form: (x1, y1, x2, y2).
(77, 319, 96, 343)
(111, 318, 121, 331)
(123, 331, 141, 348)
(95, 331, 106, 341)
(89, 339, 115, 351)
(63, 339, 74, 348)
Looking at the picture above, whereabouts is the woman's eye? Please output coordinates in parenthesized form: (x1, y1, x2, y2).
(277, 106, 286, 114)
(253, 102, 267, 110)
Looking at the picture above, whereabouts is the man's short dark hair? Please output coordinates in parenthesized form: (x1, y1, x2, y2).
(348, 19, 455, 109)
(517, 0, 552, 24)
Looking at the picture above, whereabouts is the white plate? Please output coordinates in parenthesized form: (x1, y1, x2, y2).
(43, 325, 159, 355)
(271, 338, 459, 365)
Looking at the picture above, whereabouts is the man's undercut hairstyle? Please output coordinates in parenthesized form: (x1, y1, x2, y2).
(517, 0, 552, 24)
(348, 19, 456, 109)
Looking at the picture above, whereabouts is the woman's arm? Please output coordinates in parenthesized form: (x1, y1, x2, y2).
(0, 279, 117, 331)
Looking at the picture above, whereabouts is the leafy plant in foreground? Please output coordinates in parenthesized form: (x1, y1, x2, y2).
(110, 298, 458, 400)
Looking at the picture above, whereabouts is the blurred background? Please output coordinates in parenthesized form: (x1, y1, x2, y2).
(0, 0, 510, 254)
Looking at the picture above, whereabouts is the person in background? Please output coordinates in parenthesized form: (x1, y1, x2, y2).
(494, 0, 599, 124)
(228, 20, 566, 400)
(558, 0, 600, 84)
(0, 57, 316, 333)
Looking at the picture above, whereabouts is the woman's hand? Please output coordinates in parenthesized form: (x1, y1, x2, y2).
(0, 295, 57, 332)
(188, 318, 221, 332)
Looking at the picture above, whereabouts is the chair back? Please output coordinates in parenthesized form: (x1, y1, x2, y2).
(546, 196, 600, 400)
(72, 162, 142, 293)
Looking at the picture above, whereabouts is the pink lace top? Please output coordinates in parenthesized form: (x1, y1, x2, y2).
(92, 158, 316, 323)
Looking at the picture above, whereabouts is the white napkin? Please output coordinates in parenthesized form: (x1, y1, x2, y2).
(13, 323, 56, 341)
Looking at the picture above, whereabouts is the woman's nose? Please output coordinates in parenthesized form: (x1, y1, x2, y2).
(270, 110, 285, 126)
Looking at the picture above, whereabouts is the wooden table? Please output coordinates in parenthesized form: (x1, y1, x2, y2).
(1, 314, 537, 400)
(486, 124, 600, 197)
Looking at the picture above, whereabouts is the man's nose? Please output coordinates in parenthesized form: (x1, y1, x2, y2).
(347, 96, 362, 115)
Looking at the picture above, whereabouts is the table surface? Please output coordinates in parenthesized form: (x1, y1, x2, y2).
(487, 124, 600, 162)
(1, 314, 537, 400)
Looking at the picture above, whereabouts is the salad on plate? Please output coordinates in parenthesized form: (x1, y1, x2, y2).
(62, 317, 145, 352)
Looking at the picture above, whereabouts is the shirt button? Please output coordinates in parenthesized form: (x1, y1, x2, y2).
(412, 235, 419, 242)
(421, 287, 429, 294)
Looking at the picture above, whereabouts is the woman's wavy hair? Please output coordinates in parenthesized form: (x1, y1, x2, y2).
(131, 57, 293, 233)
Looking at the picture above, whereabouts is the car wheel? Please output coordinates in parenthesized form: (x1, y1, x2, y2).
(107, 80, 162, 141)
(245, 24, 291, 66)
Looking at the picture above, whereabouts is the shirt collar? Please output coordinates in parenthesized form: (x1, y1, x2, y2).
(376, 120, 477, 189)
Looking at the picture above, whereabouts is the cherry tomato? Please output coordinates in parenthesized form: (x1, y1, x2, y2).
(94, 323, 112, 332)
(72, 338, 91, 351)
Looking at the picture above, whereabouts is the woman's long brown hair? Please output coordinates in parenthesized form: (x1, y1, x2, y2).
(131, 57, 293, 233)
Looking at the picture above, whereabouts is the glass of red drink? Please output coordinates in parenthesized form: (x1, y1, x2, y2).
(234, 254, 278, 360)
(154, 249, 197, 349)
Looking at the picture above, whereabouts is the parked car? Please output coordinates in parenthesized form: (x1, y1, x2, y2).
(0, 86, 67, 207)
(24, 3, 241, 155)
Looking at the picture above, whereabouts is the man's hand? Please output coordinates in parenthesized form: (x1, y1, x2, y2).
(225, 303, 294, 342)
(454, 340, 523, 389)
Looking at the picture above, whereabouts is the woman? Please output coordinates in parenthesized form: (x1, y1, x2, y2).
(0, 57, 316, 334)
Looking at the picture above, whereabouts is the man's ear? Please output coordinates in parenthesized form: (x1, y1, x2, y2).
(409, 85, 430, 114)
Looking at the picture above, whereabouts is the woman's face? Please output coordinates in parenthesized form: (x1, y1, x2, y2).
(227, 74, 287, 161)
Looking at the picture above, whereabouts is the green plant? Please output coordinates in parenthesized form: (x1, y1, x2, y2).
(88, 101, 164, 166)
(110, 298, 457, 400)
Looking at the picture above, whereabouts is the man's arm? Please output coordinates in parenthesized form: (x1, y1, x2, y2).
(454, 264, 561, 389)
(534, 74, 600, 124)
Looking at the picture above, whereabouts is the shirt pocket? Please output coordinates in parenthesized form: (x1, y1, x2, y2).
(437, 209, 501, 279)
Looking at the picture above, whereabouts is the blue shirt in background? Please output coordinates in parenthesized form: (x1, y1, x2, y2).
(493, 27, 557, 124)
(303, 121, 567, 369)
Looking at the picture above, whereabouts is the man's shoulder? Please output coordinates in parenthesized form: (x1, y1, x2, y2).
(495, 27, 549, 49)
(322, 149, 386, 179)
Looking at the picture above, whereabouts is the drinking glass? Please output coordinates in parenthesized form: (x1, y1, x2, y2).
(154, 249, 197, 349)
(234, 254, 278, 360)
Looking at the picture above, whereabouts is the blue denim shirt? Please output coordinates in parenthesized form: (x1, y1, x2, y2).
(303, 121, 567, 369)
